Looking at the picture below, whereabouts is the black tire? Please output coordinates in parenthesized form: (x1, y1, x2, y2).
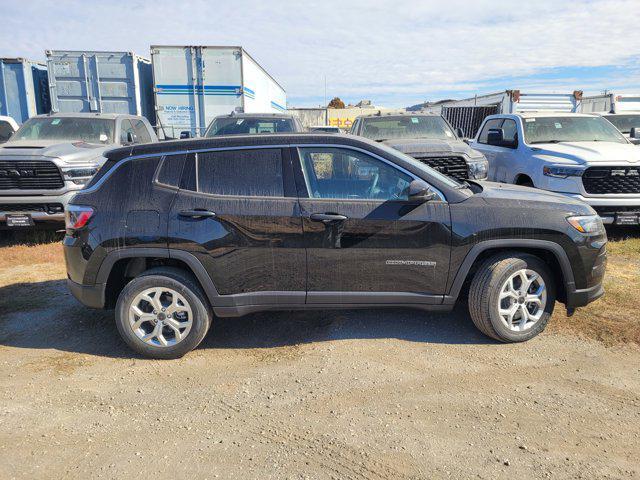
(115, 267, 212, 359)
(468, 253, 555, 342)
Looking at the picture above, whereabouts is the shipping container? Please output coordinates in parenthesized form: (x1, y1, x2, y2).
(46, 50, 155, 124)
(580, 92, 640, 113)
(0, 58, 50, 123)
(151, 46, 286, 139)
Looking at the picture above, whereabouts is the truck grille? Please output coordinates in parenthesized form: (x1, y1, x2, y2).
(410, 155, 469, 181)
(582, 167, 640, 194)
(0, 160, 64, 190)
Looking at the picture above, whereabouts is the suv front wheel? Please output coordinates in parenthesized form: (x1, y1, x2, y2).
(115, 267, 212, 359)
(468, 253, 556, 342)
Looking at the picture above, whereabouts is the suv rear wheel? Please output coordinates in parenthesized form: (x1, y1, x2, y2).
(468, 253, 555, 342)
(115, 267, 212, 359)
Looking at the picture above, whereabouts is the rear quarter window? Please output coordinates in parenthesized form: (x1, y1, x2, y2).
(155, 155, 186, 188)
(195, 148, 284, 197)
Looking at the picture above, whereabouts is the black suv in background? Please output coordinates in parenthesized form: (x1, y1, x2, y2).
(203, 113, 304, 137)
(350, 113, 488, 182)
(64, 134, 607, 358)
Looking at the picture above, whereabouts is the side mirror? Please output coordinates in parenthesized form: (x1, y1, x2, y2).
(126, 131, 136, 144)
(180, 130, 192, 139)
(630, 127, 640, 139)
(408, 179, 438, 203)
(486, 128, 504, 146)
(455, 127, 465, 138)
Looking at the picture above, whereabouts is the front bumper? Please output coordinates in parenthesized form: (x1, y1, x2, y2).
(67, 277, 106, 309)
(558, 192, 640, 224)
(0, 190, 79, 225)
(566, 282, 605, 309)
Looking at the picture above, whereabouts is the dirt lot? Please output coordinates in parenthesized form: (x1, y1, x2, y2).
(1, 231, 639, 479)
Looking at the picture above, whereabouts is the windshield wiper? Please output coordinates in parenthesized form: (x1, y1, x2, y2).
(455, 180, 471, 189)
(374, 138, 389, 142)
(529, 140, 563, 144)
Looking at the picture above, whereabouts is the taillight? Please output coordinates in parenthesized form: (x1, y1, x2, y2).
(65, 205, 94, 230)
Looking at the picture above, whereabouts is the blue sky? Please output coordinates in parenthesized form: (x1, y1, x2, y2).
(2, 0, 639, 108)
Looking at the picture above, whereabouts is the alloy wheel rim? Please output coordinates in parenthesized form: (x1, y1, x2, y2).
(497, 269, 547, 332)
(129, 287, 193, 347)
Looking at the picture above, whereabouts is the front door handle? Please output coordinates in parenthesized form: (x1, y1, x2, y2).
(179, 209, 216, 219)
(309, 213, 348, 223)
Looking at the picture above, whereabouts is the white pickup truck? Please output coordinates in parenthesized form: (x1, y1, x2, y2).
(470, 112, 640, 226)
(0, 113, 157, 228)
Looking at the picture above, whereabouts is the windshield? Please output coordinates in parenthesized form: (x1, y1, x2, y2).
(12, 117, 115, 144)
(523, 116, 627, 144)
(603, 114, 640, 134)
(374, 141, 463, 189)
(360, 116, 456, 141)
(206, 117, 295, 136)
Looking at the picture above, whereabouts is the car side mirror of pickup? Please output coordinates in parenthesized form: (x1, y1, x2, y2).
(630, 127, 640, 139)
(487, 128, 516, 148)
(180, 130, 192, 139)
(456, 127, 465, 138)
(408, 179, 438, 203)
(126, 131, 137, 144)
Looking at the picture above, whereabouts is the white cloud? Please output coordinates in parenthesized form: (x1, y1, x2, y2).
(2, 0, 639, 107)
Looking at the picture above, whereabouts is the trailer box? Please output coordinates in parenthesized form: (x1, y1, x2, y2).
(0, 58, 50, 123)
(438, 90, 582, 114)
(581, 93, 640, 114)
(46, 50, 155, 125)
(151, 46, 286, 139)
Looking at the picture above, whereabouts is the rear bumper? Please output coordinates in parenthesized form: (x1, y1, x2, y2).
(67, 278, 106, 309)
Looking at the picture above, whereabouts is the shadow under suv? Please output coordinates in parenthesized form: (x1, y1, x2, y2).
(63, 134, 607, 358)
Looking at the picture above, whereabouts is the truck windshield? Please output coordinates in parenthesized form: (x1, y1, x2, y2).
(603, 114, 640, 134)
(360, 116, 456, 141)
(12, 117, 115, 144)
(206, 117, 295, 136)
(524, 116, 627, 144)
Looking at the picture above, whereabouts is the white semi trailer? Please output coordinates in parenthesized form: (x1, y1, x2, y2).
(151, 46, 286, 139)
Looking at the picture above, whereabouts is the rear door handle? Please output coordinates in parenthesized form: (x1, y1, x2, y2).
(179, 209, 216, 219)
(309, 213, 348, 223)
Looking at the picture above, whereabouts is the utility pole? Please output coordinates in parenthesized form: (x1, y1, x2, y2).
(324, 75, 327, 107)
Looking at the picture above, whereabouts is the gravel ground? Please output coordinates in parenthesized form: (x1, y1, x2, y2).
(1, 277, 639, 479)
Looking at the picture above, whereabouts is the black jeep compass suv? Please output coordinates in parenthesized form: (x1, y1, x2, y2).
(63, 134, 607, 358)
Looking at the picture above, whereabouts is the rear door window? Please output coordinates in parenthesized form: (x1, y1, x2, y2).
(196, 148, 284, 197)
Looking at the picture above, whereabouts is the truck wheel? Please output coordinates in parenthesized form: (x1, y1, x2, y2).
(115, 267, 212, 359)
(468, 253, 555, 342)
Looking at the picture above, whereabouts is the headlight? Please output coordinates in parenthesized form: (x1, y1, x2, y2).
(63, 167, 99, 185)
(468, 159, 488, 180)
(566, 215, 604, 234)
(543, 166, 583, 178)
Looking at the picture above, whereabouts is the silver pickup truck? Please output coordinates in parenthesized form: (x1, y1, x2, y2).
(0, 113, 157, 228)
